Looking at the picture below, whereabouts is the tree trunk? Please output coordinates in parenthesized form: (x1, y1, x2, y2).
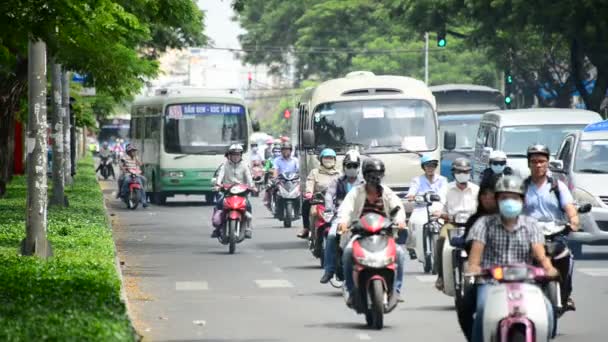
(62, 71, 72, 185)
(22, 39, 52, 258)
(50, 59, 65, 206)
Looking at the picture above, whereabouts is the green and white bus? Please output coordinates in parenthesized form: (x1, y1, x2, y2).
(130, 88, 253, 204)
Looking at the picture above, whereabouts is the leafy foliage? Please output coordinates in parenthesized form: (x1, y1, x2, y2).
(0, 158, 134, 341)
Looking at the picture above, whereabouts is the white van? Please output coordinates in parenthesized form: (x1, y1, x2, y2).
(471, 108, 602, 182)
(551, 120, 608, 257)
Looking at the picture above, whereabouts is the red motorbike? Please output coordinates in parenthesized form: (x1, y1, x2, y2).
(349, 207, 402, 330)
(251, 161, 264, 197)
(309, 192, 333, 267)
(123, 168, 143, 210)
(217, 183, 252, 254)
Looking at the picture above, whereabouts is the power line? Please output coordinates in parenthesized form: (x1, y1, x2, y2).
(203, 45, 449, 55)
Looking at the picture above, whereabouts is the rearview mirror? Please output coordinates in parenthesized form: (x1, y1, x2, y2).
(252, 120, 260, 132)
(549, 160, 564, 172)
(302, 129, 315, 148)
(444, 131, 456, 151)
(578, 203, 592, 214)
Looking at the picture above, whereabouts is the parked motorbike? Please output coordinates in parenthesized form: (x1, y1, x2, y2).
(471, 265, 556, 342)
(409, 191, 442, 273)
(440, 211, 471, 308)
(273, 172, 301, 228)
(123, 168, 143, 210)
(251, 161, 265, 197)
(309, 192, 333, 267)
(215, 183, 252, 254)
(347, 207, 402, 330)
(99, 155, 114, 180)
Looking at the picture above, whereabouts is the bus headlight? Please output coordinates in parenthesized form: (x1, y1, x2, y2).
(574, 188, 602, 208)
(162, 171, 185, 178)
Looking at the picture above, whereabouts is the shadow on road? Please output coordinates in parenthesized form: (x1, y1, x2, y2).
(304, 321, 393, 330)
(296, 291, 343, 298)
(578, 252, 608, 260)
(162, 201, 213, 207)
(401, 305, 454, 312)
(256, 240, 306, 251)
(282, 264, 322, 271)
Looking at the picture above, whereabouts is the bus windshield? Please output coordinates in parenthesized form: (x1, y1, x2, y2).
(438, 117, 479, 151)
(500, 125, 583, 157)
(164, 103, 247, 154)
(313, 99, 436, 152)
(574, 139, 608, 174)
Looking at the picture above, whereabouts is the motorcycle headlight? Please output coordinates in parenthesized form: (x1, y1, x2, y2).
(356, 250, 394, 268)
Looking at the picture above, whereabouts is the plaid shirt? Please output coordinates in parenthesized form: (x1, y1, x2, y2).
(466, 214, 544, 268)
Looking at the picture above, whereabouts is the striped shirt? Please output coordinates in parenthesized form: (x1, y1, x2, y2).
(121, 155, 140, 172)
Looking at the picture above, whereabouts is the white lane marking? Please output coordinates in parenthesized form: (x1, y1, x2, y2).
(356, 333, 372, 340)
(272, 267, 283, 273)
(176, 281, 209, 291)
(254, 279, 294, 288)
(415, 275, 437, 283)
(578, 268, 608, 277)
(262, 260, 272, 264)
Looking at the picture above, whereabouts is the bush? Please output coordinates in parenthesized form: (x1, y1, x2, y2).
(0, 158, 134, 341)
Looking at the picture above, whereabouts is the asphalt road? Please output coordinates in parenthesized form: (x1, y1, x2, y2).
(100, 179, 608, 342)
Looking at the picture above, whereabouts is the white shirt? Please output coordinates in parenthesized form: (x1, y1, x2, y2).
(442, 181, 479, 217)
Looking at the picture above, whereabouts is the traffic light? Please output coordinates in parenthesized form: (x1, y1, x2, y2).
(283, 109, 291, 119)
(504, 70, 513, 108)
(247, 72, 252, 88)
(437, 30, 447, 48)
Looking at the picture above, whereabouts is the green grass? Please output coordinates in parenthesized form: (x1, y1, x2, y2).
(0, 157, 135, 341)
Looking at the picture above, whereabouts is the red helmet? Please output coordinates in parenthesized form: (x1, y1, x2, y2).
(280, 136, 290, 142)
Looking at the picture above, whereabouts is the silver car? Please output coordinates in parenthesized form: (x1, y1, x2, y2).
(551, 120, 608, 257)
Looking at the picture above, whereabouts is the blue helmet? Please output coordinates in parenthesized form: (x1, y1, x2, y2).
(319, 148, 337, 160)
(420, 154, 438, 166)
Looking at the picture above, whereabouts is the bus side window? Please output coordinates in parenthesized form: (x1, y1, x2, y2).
(150, 117, 160, 140)
(558, 137, 574, 170)
(487, 126, 498, 149)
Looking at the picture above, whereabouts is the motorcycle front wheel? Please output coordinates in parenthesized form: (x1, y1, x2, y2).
(368, 279, 385, 330)
(283, 201, 293, 228)
(128, 189, 140, 210)
(228, 219, 238, 254)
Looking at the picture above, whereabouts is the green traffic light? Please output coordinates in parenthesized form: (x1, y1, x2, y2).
(506, 75, 513, 83)
(505, 96, 512, 104)
(437, 39, 446, 47)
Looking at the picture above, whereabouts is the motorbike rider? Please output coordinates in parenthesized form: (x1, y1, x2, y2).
(479, 150, 513, 185)
(523, 144, 579, 312)
(117, 144, 147, 207)
(337, 158, 407, 305)
(463, 175, 558, 341)
(212, 144, 255, 239)
(297, 148, 341, 239)
(95, 142, 115, 178)
(433, 158, 479, 291)
(405, 154, 448, 258)
(263, 138, 274, 160)
(264, 142, 299, 207)
(263, 145, 281, 185)
(250, 142, 264, 163)
(319, 150, 365, 283)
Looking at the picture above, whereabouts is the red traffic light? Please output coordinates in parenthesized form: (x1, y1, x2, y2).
(247, 72, 252, 81)
(283, 109, 291, 119)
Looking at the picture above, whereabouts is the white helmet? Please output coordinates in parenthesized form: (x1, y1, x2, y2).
(489, 150, 507, 162)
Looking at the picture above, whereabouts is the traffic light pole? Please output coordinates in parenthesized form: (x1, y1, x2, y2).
(424, 32, 429, 85)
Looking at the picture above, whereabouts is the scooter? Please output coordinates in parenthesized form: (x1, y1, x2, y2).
(99, 155, 114, 180)
(274, 172, 301, 228)
(472, 264, 556, 342)
(409, 191, 442, 273)
(251, 161, 265, 197)
(309, 192, 333, 267)
(123, 168, 143, 210)
(440, 211, 471, 308)
(215, 183, 252, 254)
(348, 207, 402, 330)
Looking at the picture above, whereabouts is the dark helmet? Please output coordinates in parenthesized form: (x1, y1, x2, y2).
(362, 158, 385, 175)
(526, 144, 550, 159)
(494, 175, 525, 196)
(280, 142, 292, 150)
(451, 157, 472, 172)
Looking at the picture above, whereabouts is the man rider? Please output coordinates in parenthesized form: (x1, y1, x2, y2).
(433, 158, 479, 291)
(297, 148, 341, 239)
(463, 175, 558, 341)
(480, 150, 513, 185)
(523, 144, 579, 312)
(319, 150, 364, 283)
(212, 144, 255, 239)
(95, 141, 115, 179)
(405, 154, 448, 259)
(264, 142, 299, 208)
(118, 144, 147, 207)
(337, 158, 407, 305)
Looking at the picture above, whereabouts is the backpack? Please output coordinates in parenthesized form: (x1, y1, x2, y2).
(523, 176, 563, 213)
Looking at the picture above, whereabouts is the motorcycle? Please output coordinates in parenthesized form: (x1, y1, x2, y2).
(251, 161, 265, 197)
(471, 265, 556, 342)
(347, 207, 403, 330)
(99, 155, 114, 180)
(215, 183, 253, 254)
(309, 192, 333, 267)
(273, 172, 301, 228)
(409, 191, 442, 273)
(440, 211, 471, 308)
(112, 150, 123, 165)
(123, 168, 143, 210)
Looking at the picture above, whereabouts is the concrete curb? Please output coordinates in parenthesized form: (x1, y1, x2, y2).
(99, 180, 142, 342)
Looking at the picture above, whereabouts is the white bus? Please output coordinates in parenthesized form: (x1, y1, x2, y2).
(297, 71, 441, 197)
(130, 88, 253, 204)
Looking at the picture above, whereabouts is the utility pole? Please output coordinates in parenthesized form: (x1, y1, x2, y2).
(50, 58, 65, 206)
(62, 71, 72, 186)
(22, 39, 52, 258)
(424, 32, 429, 85)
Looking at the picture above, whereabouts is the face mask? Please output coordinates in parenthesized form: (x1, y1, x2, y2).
(252, 147, 258, 152)
(273, 152, 281, 158)
(454, 173, 470, 184)
(365, 172, 383, 186)
(344, 168, 358, 178)
(322, 159, 335, 169)
(229, 155, 241, 163)
(491, 164, 506, 174)
(499, 198, 523, 219)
